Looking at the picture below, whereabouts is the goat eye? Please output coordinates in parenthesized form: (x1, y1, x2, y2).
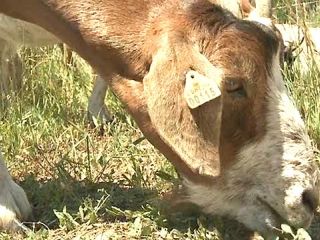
(225, 79, 247, 98)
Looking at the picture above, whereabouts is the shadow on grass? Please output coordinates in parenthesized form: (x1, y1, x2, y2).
(16, 173, 258, 240)
(19, 175, 156, 225)
(162, 202, 255, 240)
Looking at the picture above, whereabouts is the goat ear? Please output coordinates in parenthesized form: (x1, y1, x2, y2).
(143, 38, 223, 177)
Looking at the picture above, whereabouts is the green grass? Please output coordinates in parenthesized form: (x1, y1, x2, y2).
(0, 46, 231, 240)
(284, 61, 320, 148)
(275, 0, 320, 25)
(1, 4, 320, 239)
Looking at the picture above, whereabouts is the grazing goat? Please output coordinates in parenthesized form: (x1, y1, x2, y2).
(276, 24, 320, 72)
(0, 0, 319, 238)
(0, 14, 112, 122)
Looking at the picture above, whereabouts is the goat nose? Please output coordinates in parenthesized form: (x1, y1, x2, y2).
(302, 189, 319, 213)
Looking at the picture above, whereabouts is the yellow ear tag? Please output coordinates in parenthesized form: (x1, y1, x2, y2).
(184, 70, 221, 109)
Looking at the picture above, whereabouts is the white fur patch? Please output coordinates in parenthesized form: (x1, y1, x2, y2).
(0, 152, 32, 231)
(246, 10, 273, 28)
(87, 75, 113, 123)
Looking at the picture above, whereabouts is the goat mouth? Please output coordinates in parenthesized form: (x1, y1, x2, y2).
(256, 197, 293, 234)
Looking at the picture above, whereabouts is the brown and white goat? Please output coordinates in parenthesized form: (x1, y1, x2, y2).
(0, 0, 319, 238)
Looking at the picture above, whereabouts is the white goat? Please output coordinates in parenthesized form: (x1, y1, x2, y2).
(0, 14, 112, 123)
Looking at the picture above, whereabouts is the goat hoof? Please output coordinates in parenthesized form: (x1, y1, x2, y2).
(87, 105, 114, 127)
(0, 179, 32, 231)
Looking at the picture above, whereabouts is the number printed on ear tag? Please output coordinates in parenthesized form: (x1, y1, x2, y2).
(184, 70, 221, 109)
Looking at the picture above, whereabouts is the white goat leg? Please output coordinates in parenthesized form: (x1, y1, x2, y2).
(255, 0, 272, 18)
(87, 75, 113, 124)
(0, 152, 31, 231)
